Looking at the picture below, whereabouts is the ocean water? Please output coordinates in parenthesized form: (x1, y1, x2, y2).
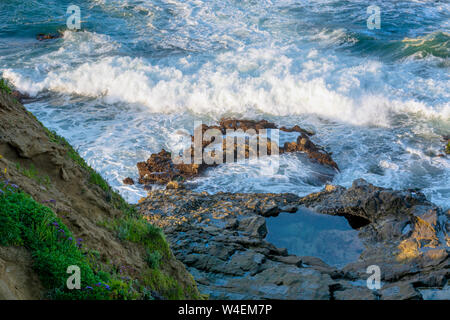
(0, 0, 449, 208)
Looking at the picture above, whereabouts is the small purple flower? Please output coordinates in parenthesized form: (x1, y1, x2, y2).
(68, 237, 73, 241)
(85, 286, 93, 290)
(52, 222, 59, 226)
(0, 189, 4, 195)
(10, 184, 19, 189)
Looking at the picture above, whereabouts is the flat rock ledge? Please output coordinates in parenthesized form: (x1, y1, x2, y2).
(138, 179, 449, 300)
(127, 119, 338, 187)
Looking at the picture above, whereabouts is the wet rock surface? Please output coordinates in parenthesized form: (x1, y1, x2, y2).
(130, 119, 338, 187)
(36, 32, 63, 41)
(138, 179, 449, 299)
(299, 180, 449, 298)
(138, 190, 337, 299)
(122, 177, 135, 185)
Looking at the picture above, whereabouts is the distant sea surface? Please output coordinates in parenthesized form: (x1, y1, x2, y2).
(0, 0, 448, 208)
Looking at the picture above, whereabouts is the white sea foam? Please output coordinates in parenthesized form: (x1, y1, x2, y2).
(4, 44, 449, 127)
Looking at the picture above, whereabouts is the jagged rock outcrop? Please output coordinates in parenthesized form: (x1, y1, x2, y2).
(299, 179, 450, 293)
(133, 119, 338, 186)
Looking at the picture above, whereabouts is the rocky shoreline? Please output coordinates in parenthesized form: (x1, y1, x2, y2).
(138, 179, 449, 299)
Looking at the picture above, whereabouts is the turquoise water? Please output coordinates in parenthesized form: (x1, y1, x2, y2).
(0, 1, 449, 207)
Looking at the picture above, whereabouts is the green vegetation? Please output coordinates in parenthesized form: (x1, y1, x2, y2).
(446, 141, 450, 155)
(89, 172, 110, 193)
(146, 249, 162, 269)
(0, 88, 201, 300)
(142, 268, 184, 300)
(99, 217, 193, 299)
(0, 78, 12, 94)
(0, 180, 111, 299)
(15, 163, 51, 188)
(0, 179, 148, 300)
(100, 217, 170, 260)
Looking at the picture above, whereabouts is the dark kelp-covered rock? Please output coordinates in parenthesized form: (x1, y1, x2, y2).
(134, 119, 337, 187)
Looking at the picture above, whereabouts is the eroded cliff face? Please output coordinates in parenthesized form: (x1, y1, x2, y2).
(0, 90, 201, 300)
(0, 247, 43, 300)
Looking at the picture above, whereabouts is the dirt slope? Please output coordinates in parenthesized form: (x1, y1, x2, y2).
(0, 90, 200, 299)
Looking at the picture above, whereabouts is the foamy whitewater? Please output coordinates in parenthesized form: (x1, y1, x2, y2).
(0, 0, 449, 208)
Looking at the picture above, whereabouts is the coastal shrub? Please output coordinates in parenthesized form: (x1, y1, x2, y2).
(0, 78, 12, 94)
(100, 217, 193, 299)
(446, 141, 450, 155)
(89, 172, 109, 193)
(96, 270, 111, 283)
(108, 278, 140, 300)
(102, 217, 170, 259)
(146, 249, 162, 269)
(142, 268, 185, 300)
(0, 180, 112, 300)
